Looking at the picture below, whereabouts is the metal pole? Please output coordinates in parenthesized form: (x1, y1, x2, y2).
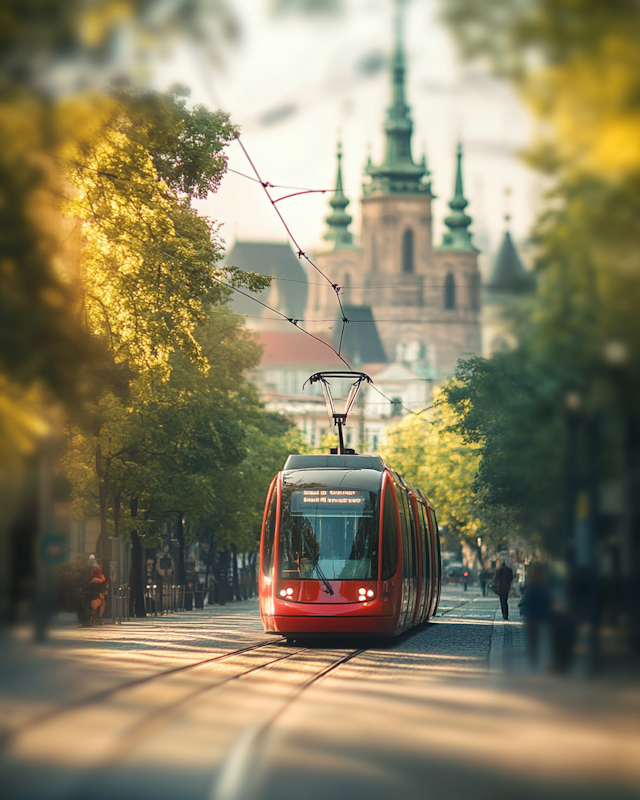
(336, 418, 345, 455)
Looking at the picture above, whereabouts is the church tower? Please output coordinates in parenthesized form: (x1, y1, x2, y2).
(308, 0, 482, 379)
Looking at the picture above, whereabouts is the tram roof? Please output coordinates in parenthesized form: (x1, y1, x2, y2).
(283, 454, 385, 471)
(282, 454, 434, 508)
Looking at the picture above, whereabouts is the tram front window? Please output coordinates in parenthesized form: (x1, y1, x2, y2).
(280, 488, 378, 580)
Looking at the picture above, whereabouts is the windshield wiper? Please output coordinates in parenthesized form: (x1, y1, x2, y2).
(302, 534, 334, 596)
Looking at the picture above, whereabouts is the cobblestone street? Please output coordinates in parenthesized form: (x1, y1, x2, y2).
(1, 587, 639, 800)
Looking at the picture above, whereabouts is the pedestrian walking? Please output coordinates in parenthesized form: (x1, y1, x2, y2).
(519, 564, 551, 666)
(479, 566, 492, 597)
(494, 560, 513, 620)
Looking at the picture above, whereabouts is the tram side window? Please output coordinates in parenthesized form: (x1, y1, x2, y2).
(262, 490, 277, 578)
(429, 508, 441, 577)
(418, 504, 431, 574)
(397, 488, 412, 579)
(381, 482, 399, 580)
(407, 495, 419, 579)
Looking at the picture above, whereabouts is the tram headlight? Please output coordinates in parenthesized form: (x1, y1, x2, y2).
(358, 587, 367, 600)
(285, 587, 293, 596)
(366, 589, 374, 598)
(279, 589, 287, 597)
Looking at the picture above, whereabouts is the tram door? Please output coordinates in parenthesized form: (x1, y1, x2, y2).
(417, 502, 432, 622)
(396, 486, 417, 630)
(427, 507, 441, 615)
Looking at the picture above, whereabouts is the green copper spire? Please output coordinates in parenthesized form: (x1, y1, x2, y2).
(441, 143, 475, 250)
(363, 0, 430, 197)
(324, 141, 354, 249)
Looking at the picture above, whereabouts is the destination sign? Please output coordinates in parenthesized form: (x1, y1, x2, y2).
(289, 489, 369, 515)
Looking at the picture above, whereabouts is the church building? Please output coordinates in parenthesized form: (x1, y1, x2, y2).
(306, 11, 482, 379)
(225, 8, 491, 446)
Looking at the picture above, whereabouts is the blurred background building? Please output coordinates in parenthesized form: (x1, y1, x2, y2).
(223, 5, 528, 447)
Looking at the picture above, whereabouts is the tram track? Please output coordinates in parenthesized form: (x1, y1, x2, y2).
(5, 639, 370, 800)
(214, 646, 367, 800)
(9, 635, 282, 740)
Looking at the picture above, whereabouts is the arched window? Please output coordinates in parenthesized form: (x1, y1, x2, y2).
(444, 272, 456, 309)
(402, 229, 414, 273)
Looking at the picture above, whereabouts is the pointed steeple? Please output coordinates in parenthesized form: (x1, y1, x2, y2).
(324, 141, 353, 249)
(488, 203, 535, 293)
(441, 143, 475, 250)
(363, 0, 430, 197)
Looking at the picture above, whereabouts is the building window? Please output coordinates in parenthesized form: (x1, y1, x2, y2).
(444, 272, 456, 309)
(391, 397, 402, 417)
(371, 235, 377, 271)
(402, 229, 414, 273)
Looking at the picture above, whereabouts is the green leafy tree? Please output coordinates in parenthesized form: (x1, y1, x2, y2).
(437, 2, 640, 579)
(382, 395, 500, 555)
(58, 91, 270, 597)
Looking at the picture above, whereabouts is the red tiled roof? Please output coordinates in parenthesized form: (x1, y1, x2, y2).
(256, 331, 345, 368)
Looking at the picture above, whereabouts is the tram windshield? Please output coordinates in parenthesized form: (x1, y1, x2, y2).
(280, 488, 379, 580)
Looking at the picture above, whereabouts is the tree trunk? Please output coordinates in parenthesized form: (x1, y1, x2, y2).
(176, 512, 185, 588)
(231, 545, 240, 601)
(95, 444, 108, 560)
(248, 551, 257, 597)
(204, 530, 216, 605)
(218, 549, 228, 606)
(94, 444, 111, 618)
(128, 497, 146, 618)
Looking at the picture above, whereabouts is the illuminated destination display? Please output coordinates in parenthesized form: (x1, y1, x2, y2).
(291, 489, 367, 510)
(302, 490, 363, 505)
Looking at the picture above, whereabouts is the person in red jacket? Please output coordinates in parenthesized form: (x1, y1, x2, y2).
(494, 560, 514, 620)
(84, 562, 108, 622)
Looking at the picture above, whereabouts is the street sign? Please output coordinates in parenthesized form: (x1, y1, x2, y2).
(41, 535, 68, 564)
(155, 551, 176, 576)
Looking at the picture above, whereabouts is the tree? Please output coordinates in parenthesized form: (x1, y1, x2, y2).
(381, 394, 514, 556)
(438, 1, 640, 624)
(0, 1, 242, 625)
(57, 90, 271, 598)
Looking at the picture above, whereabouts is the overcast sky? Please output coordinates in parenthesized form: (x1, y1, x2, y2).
(158, 0, 540, 277)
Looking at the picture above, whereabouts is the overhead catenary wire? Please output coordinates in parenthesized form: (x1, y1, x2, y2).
(211, 311, 479, 325)
(215, 149, 434, 417)
(233, 136, 350, 355)
(187, 61, 434, 417)
(212, 276, 353, 370)
(210, 278, 423, 417)
(266, 275, 484, 290)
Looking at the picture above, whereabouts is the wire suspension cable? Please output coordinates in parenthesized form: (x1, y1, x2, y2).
(233, 136, 350, 355)
(212, 276, 353, 370)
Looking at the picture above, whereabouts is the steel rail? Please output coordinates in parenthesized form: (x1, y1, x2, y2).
(9, 636, 285, 739)
(214, 646, 368, 800)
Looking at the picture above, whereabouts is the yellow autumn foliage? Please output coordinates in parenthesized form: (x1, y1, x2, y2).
(381, 393, 483, 540)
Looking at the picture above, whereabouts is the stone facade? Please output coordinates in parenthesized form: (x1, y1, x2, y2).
(306, 12, 482, 382)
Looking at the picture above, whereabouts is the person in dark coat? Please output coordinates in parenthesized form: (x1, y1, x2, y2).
(519, 564, 551, 666)
(494, 560, 513, 620)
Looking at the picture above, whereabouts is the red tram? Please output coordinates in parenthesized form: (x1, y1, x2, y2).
(259, 453, 442, 638)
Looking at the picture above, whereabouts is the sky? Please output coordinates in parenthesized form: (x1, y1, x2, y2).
(157, 0, 539, 278)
